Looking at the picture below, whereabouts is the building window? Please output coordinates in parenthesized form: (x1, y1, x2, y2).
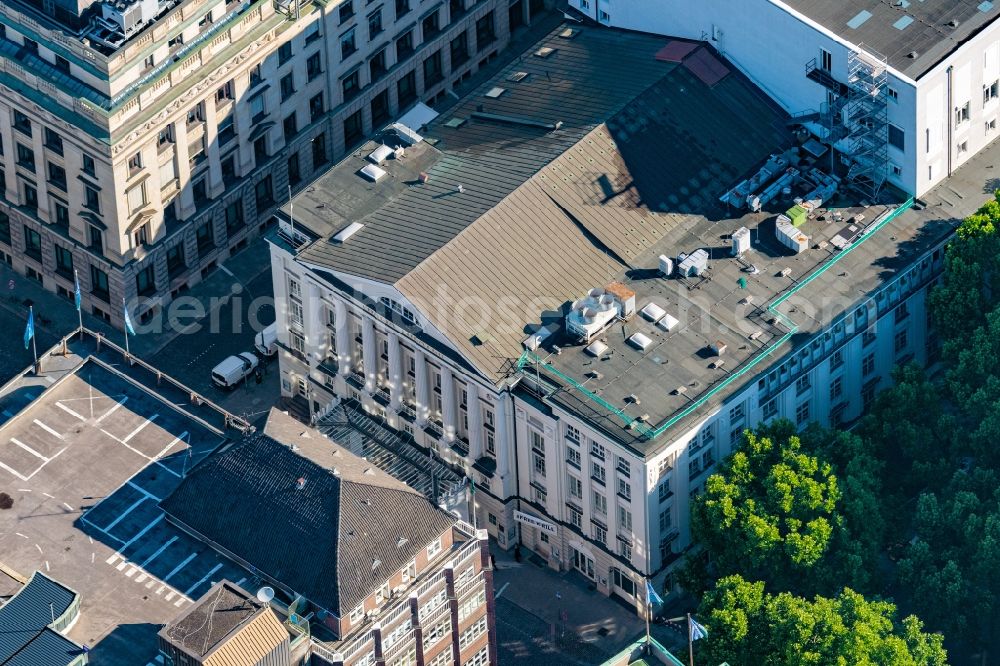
(91, 265, 110, 301)
(820, 48, 832, 72)
(371, 89, 390, 126)
(894, 329, 908, 354)
(451, 31, 469, 66)
(126, 182, 147, 213)
(218, 113, 236, 146)
(89, 225, 103, 253)
(196, 221, 215, 256)
(427, 537, 442, 558)
(567, 474, 582, 499)
(43, 128, 63, 155)
(592, 523, 607, 545)
(186, 102, 204, 126)
(795, 374, 810, 396)
(217, 79, 235, 103)
(569, 506, 582, 529)
(166, 243, 186, 278)
(888, 86, 898, 103)
(343, 109, 364, 148)
(475, 11, 496, 50)
(54, 245, 73, 279)
(13, 111, 31, 136)
(396, 0, 411, 19)
(135, 264, 156, 296)
(532, 451, 546, 478)
(888, 124, 905, 150)
(158, 125, 174, 148)
(309, 93, 325, 124)
(250, 93, 267, 124)
(280, 73, 295, 101)
(278, 42, 293, 66)
(617, 504, 632, 533)
(762, 398, 777, 420)
(225, 200, 245, 234)
(422, 10, 440, 38)
(370, 48, 387, 82)
(47, 162, 67, 191)
(307, 52, 323, 80)
(82, 154, 96, 176)
(830, 376, 843, 400)
(862, 352, 876, 377)
(591, 461, 605, 485)
(423, 50, 443, 86)
(255, 176, 274, 209)
(394, 71, 416, 109)
(396, 30, 414, 60)
(342, 69, 360, 100)
(341, 28, 357, 59)
(16, 144, 35, 172)
(0, 212, 9, 246)
(617, 478, 631, 501)
(566, 445, 581, 468)
(312, 133, 328, 167)
(23, 226, 41, 262)
(368, 8, 383, 39)
(592, 490, 606, 516)
(955, 102, 971, 127)
(339, 0, 355, 23)
(795, 401, 810, 426)
(283, 113, 298, 141)
(728, 403, 745, 424)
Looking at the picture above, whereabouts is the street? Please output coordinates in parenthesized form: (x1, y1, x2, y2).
(148, 267, 278, 424)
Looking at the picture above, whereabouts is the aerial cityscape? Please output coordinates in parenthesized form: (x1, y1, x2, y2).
(0, 0, 996, 664)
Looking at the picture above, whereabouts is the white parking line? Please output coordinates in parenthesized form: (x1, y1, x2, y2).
(62, 503, 73, 511)
(116, 515, 164, 553)
(33, 419, 64, 440)
(139, 536, 178, 568)
(127, 481, 161, 502)
(102, 496, 148, 533)
(184, 563, 223, 596)
(0, 460, 27, 481)
(96, 397, 128, 423)
(163, 552, 198, 583)
(10, 438, 48, 461)
(100, 429, 182, 478)
(123, 415, 159, 443)
(55, 402, 86, 421)
(152, 433, 188, 462)
(24, 447, 68, 480)
(79, 515, 125, 545)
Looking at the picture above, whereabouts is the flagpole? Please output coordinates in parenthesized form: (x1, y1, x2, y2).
(29, 305, 38, 370)
(644, 578, 651, 647)
(74, 269, 83, 333)
(687, 613, 694, 666)
(122, 297, 131, 360)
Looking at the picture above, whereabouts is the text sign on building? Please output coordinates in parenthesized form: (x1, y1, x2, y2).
(514, 510, 558, 535)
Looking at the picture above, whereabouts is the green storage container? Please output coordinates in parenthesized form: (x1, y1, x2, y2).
(786, 204, 808, 227)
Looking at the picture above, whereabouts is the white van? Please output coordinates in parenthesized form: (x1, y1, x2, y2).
(254, 323, 278, 357)
(211, 352, 260, 389)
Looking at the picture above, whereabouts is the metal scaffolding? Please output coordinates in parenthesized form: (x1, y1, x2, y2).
(844, 46, 889, 200)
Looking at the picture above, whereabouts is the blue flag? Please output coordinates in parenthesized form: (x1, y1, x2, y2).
(74, 273, 82, 311)
(123, 300, 136, 336)
(23, 309, 34, 349)
(690, 616, 709, 642)
(646, 580, 663, 607)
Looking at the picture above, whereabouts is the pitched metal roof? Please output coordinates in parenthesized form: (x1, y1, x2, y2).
(159, 581, 289, 665)
(0, 572, 80, 665)
(781, 0, 1000, 78)
(160, 410, 456, 616)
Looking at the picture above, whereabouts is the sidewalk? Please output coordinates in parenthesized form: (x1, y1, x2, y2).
(0, 238, 272, 360)
(491, 543, 646, 662)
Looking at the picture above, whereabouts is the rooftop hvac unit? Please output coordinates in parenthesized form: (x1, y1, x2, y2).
(677, 249, 709, 277)
(658, 254, 674, 277)
(731, 227, 751, 256)
(100, 0, 159, 35)
(566, 285, 632, 343)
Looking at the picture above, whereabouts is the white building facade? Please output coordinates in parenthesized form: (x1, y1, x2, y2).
(271, 229, 948, 612)
(571, 0, 1000, 198)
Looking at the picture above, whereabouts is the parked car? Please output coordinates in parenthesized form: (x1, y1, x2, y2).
(254, 322, 278, 357)
(211, 352, 260, 389)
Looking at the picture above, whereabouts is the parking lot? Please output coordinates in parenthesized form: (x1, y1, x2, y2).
(0, 360, 257, 665)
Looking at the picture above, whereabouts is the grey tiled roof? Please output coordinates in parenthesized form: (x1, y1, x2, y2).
(160, 411, 456, 616)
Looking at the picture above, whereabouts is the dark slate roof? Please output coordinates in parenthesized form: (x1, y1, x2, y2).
(160, 411, 456, 616)
(0, 572, 80, 665)
(783, 0, 1000, 78)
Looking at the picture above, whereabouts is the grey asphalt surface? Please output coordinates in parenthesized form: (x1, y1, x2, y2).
(147, 269, 278, 424)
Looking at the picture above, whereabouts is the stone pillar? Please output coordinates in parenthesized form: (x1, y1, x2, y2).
(173, 120, 195, 218)
(495, 391, 512, 483)
(203, 95, 225, 199)
(305, 282, 324, 363)
(336, 300, 352, 376)
(441, 367, 456, 442)
(467, 383, 483, 460)
(362, 315, 377, 392)
(415, 349, 429, 425)
(388, 331, 402, 410)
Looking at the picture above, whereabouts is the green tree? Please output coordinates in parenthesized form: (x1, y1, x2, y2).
(687, 421, 880, 595)
(697, 575, 948, 666)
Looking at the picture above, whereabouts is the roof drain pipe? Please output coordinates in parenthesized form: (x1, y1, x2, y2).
(947, 64, 954, 178)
